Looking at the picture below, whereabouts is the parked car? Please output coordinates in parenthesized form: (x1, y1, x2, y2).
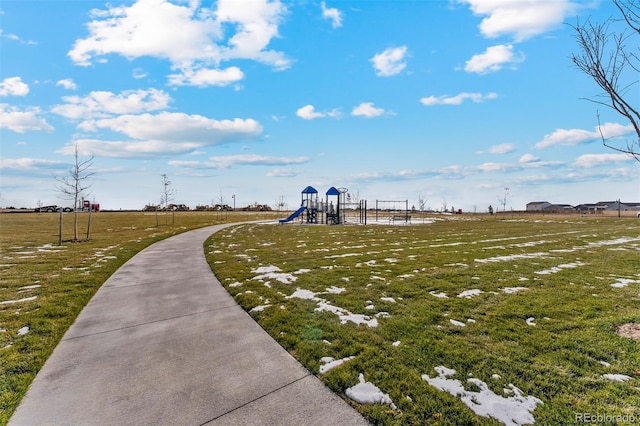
(35, 205, 58, 212)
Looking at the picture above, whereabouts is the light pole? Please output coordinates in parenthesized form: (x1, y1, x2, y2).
(232, 194, 235, 210)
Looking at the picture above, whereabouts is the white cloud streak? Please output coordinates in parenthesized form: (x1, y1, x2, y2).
(0, 104, 53, 133)
(421, 92, 497, 106)
(0, 77, 29, 96)
(296, 104, 340, 120)
(56, 79, 77, 90)
(51, 88, 171, 120)
(321, 2, 343, 28)
(574, 153, 634, 168)
(68, 0, 290, 86)
(459, 0, 581, 42)
(535, 123, 634, 149)
(464, 44, 524, 74)
(370, 46, 408, 77)
(169, 154, 309, 169)
(351, 102, 385, 118)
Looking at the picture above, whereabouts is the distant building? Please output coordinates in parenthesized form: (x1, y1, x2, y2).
(526, 201, 551, 211)
(526, 201, 573, 212)
(529, 200, 640, 213)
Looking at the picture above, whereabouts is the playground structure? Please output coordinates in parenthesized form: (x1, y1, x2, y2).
(279, 186, 410, 225)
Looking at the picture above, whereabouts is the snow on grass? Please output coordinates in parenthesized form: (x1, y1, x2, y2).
(326, 286, 346, 294)
(380, 297, 396, 303)
(602, 374, 632, 382)
(475, 252, 549, 264)
(450, 319, 466, 327)
(250, 304, 271, 312)
(457, 289, 482, 298)
(318, 355, 355, 374)
(429, 291, 448, 299)
(610, 277, 640, 288)
(503, 287, 528, 294)
(423, 366, 543, 426)
(0, 296, 37, 305)
(18, 285, 41, 291)
(251, 265, 309, 284)
(346, 373, 397, 409)
(17, 326, 30, 336)
(534, 261, 586, 275)
(287, 288, 382, 327)
(526, 317, 537, 326)
(392, 341, 401, 347)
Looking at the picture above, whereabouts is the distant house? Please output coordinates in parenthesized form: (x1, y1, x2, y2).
(575, 203, 607, 213)
(597, 201, 640, 211)
(526, 201, 551, 211)
(526, 201, 573, 212)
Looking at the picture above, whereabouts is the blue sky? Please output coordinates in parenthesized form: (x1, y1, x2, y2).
(1, 0, 638, 211)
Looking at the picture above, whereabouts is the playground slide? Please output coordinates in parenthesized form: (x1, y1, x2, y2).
(279, 206, 306, 223)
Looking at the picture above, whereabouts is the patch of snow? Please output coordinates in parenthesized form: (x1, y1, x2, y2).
(599, 360, 611, 367)
(17, 326, 30, 336)
(429, 291, 448, 299)
(492, 374, 502, 380)
(251, 264, 297, 284)
(467, 319, 476, 323)
(602, 374, 632, 382)
(319, 356, 355, 374)
(610, 278, 640, 288)
(346, 373, 397, 409)
(503, 287, 528, 294)
(365, 304, 375, 310)
(392, 341, 401, 347)
(228, 281, 243, 287)
(526, 318, 536, 326)
(450, 319, 467, 327)
(475, 252, 549, 264)
(380, 297, 396, 303)
(0, 296, 37, 305)
(534, 261, 585, 275)
(250, 304, 271, 312)
(326, 286, 346, 294)
(18, 285, 41, 291)
(375, 312, 390, 319)
(423, 366, 543, 426)
(457, 289, 482, 298)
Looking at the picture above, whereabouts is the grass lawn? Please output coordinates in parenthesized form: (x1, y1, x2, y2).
(0, 210, 279, 425)
(205, 215, 640, 425)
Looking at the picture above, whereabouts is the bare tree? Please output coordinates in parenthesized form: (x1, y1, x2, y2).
(55, 144, 95, 241)
(160, 174, 175, 225)
(571, 0, 640, 161)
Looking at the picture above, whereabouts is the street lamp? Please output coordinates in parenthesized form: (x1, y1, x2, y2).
(232, 194, 235, 210)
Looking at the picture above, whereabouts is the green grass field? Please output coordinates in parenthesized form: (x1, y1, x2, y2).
(0, 210, 279, 425)
(205, 216, 640, 425)
(1, 212, 638, 425)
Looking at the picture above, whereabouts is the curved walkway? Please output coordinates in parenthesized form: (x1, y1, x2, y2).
(10, 223, 368, 426)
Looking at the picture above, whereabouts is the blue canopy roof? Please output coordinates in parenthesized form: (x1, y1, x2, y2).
(302, 186, 318, 194)
(326, 186, 340, 196)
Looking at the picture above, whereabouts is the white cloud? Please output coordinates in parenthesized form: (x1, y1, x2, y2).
(296, 104, 324, 120)
(267, 167, 302, 177)
(464, 44, 524, 74)
(488, 143, 515, 154)
(168, 66, 244, 87)
(296, 104, 340, 120)
(535, 123, 634, 149)
(91, 112, 262, 143)
(68, 0, 290, 84)
(421, 92, 497, 106)
(0, 77, 29, 96)
(519, 153, 539, 163)
(370, 46, 408, 77)
(51, 88, 171, 120)
(56, 79, 77, 90)
(351, 102, 385, 118)
(169, 154, 309, 169)
(574, 153, 634, 168)
(0, 104, 53, 133)
(459, 0, 581, 42)
(321, 2, 343, 28)
(0, 157, 66, 170)
(58, 113, 262, 158)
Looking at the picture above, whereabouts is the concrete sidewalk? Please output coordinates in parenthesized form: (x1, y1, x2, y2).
(10, 223, 368, 426)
